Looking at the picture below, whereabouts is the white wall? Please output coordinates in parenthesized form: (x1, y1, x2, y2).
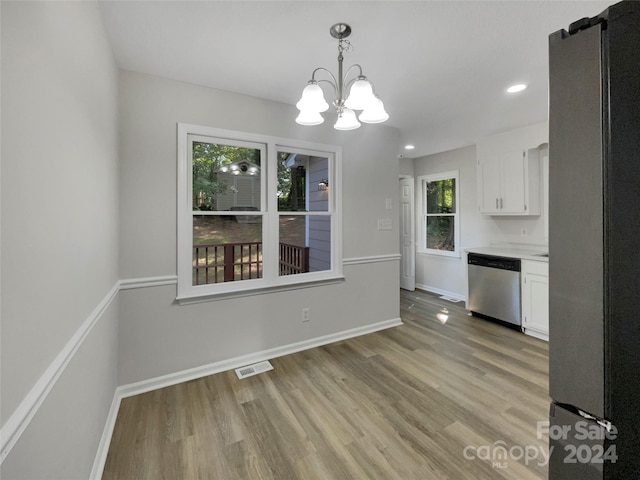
(1, 1, 120, 478)
(399, 158, 415, 177)
(411, 122, 548, 299)
(117, 70, 400, 385)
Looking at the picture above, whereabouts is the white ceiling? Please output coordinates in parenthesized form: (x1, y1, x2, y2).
(99, 0, 614, 158)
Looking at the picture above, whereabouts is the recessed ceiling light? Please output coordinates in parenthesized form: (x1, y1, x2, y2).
(404, 144, 415, 150)
(507, 84, 527, 94)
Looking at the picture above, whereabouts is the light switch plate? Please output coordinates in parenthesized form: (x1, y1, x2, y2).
(377, 218, 392, 230)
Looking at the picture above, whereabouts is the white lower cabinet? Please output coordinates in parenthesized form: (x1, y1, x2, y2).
(521, 260, 549, 340)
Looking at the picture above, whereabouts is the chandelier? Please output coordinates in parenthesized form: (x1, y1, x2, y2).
(295, 23, 389, 131)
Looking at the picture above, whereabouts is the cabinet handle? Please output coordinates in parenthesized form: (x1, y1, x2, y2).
(496, 198, 499, 209)
(500, 198, 503, 209)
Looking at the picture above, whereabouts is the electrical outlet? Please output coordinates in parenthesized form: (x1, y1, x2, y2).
(302, 308, 310, 322)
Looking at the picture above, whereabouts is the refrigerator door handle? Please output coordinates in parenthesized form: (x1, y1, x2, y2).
(597, 419, 613, 432)
(578, 409, 614, 432)
(596, 419, 613, 433)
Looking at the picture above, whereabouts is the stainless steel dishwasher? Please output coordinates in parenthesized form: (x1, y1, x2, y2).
(467, 253, 521, 328)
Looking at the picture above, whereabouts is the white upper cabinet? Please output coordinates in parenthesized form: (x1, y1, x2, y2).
(477, 122, 548, 216)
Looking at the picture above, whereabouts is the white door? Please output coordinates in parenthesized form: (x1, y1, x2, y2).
(399, 177, 415, 291)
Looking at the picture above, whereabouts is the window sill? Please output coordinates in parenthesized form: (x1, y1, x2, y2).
(176, 275, 346, 305)
(417, 250, 461, 259)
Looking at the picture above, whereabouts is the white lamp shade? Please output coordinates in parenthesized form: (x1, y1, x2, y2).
(344, 78, 377, 110)
(295, 110, 324, 126)
(334, 108, 361, 130)
(296, 83, 329, 113)
(359, 97, 389, 124)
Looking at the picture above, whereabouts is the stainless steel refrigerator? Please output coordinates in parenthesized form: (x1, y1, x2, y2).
(548, 1, 640, 478)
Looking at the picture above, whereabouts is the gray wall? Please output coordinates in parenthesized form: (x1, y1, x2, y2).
(118, 70, 401, 385)
(413, 145, 493, 298)
(2, 301, 119, 480)
(1, 1, 120, 478)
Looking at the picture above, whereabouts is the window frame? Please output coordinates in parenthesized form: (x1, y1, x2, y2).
(417, 170, 460, 258)
(177, 123, 343, 303)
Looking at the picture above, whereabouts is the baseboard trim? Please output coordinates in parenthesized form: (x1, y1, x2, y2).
(415, 283, 466, 302)
(118, 317, 403, 399)
(88, 316, 402, 479)
(90, 391, 122, 480)
(523, 328, 549, 342)
(0, 281, 120, 466)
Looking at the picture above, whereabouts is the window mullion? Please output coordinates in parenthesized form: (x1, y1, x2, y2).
(179, 133, 196, 296)
(264, 142, 279, 281)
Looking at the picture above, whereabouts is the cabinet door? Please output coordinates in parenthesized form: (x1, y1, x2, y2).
(478, 157, 501, 213)
(523, 271, 549, 335)
(500, 150, 527, 213)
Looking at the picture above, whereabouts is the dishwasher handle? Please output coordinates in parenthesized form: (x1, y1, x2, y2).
(468, 253, 521, 272)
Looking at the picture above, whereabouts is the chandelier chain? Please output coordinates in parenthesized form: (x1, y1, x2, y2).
(338, 39, 353, 55)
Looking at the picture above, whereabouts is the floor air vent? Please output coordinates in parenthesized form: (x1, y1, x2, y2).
(235, 360, 274, 379)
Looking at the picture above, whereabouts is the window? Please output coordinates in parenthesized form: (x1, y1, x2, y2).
(418, 171, 460, 257)
(177, 124, 342, 301)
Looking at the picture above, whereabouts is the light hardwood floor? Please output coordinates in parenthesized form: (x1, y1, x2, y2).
(103, 289, 550, 480)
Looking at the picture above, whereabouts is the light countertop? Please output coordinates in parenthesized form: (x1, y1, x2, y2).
(465, 245, 549, 262)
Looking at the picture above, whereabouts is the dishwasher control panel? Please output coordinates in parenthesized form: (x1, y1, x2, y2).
(468, 253, 521, 272)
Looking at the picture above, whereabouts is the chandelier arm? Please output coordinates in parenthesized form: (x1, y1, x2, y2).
(343, 76, 366, 95)
(342, 64, 364, 84)
(311, 67, 338, 87)
(316, 79, 339, 99)
(344, 76, 358, 93)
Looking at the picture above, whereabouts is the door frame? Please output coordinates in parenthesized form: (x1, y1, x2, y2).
(399, 175, 416, 291)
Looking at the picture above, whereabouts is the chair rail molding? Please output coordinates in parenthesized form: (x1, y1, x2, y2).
(0, 281, 120, 465)
(343, 253, 401, 266)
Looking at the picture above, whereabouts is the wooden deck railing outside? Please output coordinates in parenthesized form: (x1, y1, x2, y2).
(278, 242, 310, 276)
(193, 242, 309, 285)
